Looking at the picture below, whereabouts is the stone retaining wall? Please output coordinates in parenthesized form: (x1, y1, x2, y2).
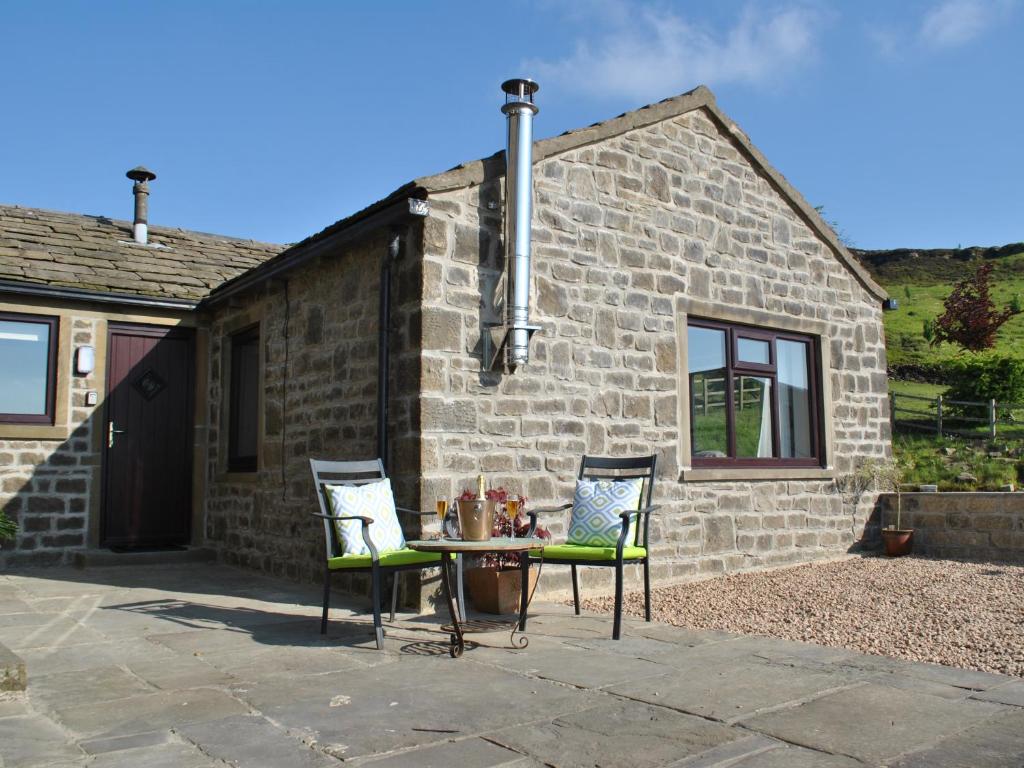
(876, 492, 1024, 562)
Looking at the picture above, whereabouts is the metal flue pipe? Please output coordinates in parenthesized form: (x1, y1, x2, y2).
(126, 166, 156, 245)
(500, 78, 539, 367)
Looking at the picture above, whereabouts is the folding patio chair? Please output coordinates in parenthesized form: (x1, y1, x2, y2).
(309, 458, 465, 649)
(528, 455, 658, 640)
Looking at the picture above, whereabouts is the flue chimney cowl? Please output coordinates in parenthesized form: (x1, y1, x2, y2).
(126, 166, 156, 245)
(500, 78, 539, 368)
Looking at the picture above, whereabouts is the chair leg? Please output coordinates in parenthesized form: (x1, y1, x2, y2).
(643, 557, 652, 623)
(389, 572, 399, 623)
(612, 561, 624, 640)
(320, 566, 331, 635)
(571, 564, 581, 615)
(456, 554, 467, 622)
(371, 565, 385, 650)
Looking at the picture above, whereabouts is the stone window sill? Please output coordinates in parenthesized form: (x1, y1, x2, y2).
(0, 424, 72, 441)
(680, 467, 837, 482)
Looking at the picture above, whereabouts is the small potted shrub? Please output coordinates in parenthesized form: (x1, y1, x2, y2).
(874, 461, 912, 557)
(0, 510, 16, 544)
(461, 487, 550, 615)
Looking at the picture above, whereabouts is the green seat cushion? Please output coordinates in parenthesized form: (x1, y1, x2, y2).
(532, 543, 647, 562)
(328, 549, 444, 570)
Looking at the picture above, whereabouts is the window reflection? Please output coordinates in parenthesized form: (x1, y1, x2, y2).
(688, 327, 727, 458)
(0, 319, 52, 416)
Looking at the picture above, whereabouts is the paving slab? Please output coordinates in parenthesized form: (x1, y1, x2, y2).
(487, 699, 739, 768)
(969, 679, 1024, 708)
(888, 708, 1024, 767)
(465, 643, 667, 689)
(609, 658, 863, 722)
(741, 683, 1010, 764)
(0, 712, 85, 766)
(348, 737, 534, 767)
(28, 665, 154, 710)
(51, 687, 251, 740)
(6, 562, 1024, 768)
(176, 713, 340, 767)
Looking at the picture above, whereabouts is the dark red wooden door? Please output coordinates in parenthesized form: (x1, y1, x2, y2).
(102, 324, 194, 547)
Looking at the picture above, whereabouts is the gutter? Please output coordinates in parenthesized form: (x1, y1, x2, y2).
(0, 280, 198, 311)
(202, 195, 429, 309)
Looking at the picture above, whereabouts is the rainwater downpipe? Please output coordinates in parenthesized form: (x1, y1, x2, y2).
(377, 233, 401, 470)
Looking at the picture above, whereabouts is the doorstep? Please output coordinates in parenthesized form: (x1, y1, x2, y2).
(72, 546, 217, 569)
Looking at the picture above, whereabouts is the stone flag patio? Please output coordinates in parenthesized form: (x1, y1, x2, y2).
(2, 563, 1023, 767)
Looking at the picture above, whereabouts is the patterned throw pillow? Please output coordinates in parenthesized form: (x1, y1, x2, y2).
(567, 478, 644, 547)
(325, 478, 406, 556)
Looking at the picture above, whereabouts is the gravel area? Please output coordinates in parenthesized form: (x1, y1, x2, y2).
(583, 555, 1024, 677)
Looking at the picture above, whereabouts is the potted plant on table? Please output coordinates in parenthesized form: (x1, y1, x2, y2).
(461, 487, 551, 615)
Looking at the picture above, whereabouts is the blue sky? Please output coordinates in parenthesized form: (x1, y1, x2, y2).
(2, 1, 1021, 250)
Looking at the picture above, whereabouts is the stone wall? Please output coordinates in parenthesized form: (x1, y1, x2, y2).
(203, 227, 424, 591)
(417, 106, 890, 597)
(0, 314, 101, 567)
(876, 493, 1024, 562)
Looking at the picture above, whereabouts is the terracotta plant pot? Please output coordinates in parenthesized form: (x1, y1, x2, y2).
(457, 499, 495, 541)
(881, 528, 914, 557)
(465, 566, 538, 615)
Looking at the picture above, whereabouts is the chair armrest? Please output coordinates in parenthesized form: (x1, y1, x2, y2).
(309, 513, 374, 524)
(395, 506, 437, 517)
(530, 503, 572, 515)
(617, 504, 661, 521)
(309, 513, 378, 562)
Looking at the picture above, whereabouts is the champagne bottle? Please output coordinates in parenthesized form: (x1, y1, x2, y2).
(476, 473, 486, 500)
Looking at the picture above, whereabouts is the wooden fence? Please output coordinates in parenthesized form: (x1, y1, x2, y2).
(692, 376, 764, 415)
(890, 392, 1024, 440)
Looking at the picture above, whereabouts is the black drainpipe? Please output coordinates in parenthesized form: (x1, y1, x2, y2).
(377, 233, 401, 472)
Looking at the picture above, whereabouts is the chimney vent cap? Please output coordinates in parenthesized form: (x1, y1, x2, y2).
(126, 166, 156, 183)
(501, 78, 539, 104)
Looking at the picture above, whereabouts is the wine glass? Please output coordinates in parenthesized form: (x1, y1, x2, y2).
(505, 497, 519, 539)
(436, 499, 449, 539)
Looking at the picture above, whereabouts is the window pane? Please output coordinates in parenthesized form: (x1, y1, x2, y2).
(688, 327, 727, 458)
(229, 330, 260, 471)
(737, 337, 770, 364)
(0, 320, 51, 415)
(733, 376, 773, 458)
(778, 339, 813, 458)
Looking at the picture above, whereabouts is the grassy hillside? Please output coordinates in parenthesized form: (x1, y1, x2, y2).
(855, 244, 1024, 368)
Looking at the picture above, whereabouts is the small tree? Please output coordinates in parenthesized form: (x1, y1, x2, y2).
(922, 317, 936, 345)
(931, 262, 1020, 352)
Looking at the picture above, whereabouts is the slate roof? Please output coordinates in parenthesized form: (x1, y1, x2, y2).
(0, 204, 283, 304)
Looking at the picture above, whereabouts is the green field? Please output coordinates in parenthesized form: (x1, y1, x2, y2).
(882, 268, 1024, 367)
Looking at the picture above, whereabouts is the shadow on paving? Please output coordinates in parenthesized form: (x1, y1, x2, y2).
(2, 562, 1024, 768)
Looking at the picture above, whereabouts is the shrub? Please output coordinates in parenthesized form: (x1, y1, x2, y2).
(0, 510, 16, 541)
(932, 262, 1020, 352)
(945, 354, 1024, 407)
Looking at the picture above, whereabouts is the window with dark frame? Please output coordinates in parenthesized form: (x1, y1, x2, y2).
(687, 319, 822, 468)
(0, 312, 58, 425)
(228, 325, 260, 473)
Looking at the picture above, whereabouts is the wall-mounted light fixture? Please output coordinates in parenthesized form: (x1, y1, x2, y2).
(75, 345, 96, 375)
(882, 298, 899, 311)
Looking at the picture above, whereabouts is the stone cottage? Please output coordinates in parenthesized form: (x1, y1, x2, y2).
(0, 84, 890, 605)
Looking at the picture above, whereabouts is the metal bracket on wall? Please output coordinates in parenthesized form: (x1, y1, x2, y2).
(481, 321, 542, 372)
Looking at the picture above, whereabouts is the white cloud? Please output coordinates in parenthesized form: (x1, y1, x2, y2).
(920, 0, 1011, 47)
(525, 2, 826, 103)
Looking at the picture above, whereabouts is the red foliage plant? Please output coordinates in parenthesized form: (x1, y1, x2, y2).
(457, 486, 550, 569)
(932, 262, 1020, 352)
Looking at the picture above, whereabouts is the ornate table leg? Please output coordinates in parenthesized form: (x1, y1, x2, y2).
(439, 553, 464, 658)
(509, 551, 530, 650)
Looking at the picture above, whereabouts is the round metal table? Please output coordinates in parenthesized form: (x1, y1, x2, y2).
(407, 537, 545, 658)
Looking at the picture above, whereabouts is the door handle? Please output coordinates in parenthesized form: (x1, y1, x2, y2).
(108, 421, 126, 448)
